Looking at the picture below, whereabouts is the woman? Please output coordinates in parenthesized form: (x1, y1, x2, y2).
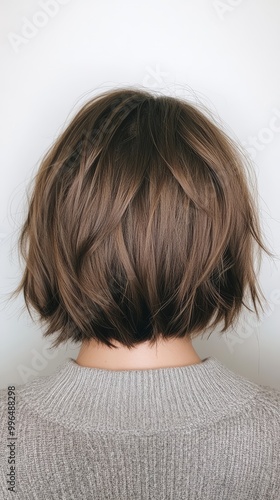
(1, 87, 279, 499)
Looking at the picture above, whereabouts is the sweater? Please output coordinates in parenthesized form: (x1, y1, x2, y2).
(0, 356, 280, 500)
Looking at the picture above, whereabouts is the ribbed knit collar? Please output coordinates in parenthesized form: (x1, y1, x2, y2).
(19, 356, 261, 433)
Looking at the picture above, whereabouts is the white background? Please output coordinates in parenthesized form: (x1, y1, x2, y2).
(1, 0, 280, 389)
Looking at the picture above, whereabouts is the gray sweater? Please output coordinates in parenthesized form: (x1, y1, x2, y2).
(0, 356, 280, 500)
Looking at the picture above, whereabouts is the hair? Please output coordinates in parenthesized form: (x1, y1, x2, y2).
(9, 86, 274, 350)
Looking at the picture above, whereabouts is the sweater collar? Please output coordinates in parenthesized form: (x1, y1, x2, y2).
(19, 356, 260, 433)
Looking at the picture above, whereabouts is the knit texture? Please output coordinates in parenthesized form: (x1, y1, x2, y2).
(0, 356, 280, 500)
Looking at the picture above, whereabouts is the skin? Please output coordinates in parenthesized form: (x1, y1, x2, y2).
(75, 336, 202, 371)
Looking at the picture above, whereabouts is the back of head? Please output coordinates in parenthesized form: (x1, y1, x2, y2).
(11, 87, 272, 349)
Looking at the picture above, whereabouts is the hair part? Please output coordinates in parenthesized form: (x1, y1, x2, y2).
(9, 87, 274, 350)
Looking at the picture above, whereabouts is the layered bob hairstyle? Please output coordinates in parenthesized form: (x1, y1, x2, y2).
(10, 87, 273, 350)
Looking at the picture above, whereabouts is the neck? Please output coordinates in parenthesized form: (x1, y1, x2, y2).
(75, 336, 202, 371)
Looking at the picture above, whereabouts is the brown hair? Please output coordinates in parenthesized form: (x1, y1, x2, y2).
(9, 87, 273, 350)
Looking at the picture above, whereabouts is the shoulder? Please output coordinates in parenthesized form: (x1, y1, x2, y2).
(250, 383, 280, 426)
(251, 382, 280, 408)
(225, 381, 280, 451)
